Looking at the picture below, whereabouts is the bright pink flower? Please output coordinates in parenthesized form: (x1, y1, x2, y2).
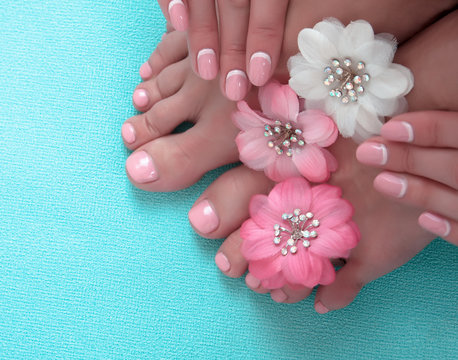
(240, 177, 360, 289)
(232, 81, 339, 182)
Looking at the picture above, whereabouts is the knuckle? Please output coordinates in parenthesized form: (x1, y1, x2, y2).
(143, 113, 161, 139)
(249, 24, 282, 42)
(401, 146, 417, 173)
(226, 0, 250, 9)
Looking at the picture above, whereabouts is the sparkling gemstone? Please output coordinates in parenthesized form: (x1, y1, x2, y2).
(290, 246, 297, 254)
(286, 149, 293, 157)
(332, 59, 340, 67)
(302, 230, 310, 238)
(282, 213, 288, 220)
(294, 209, 301, 216)
(267, 141, 274, 148)
(345, 82, 353, 90)
(264, 125, 270, 131)
(299, 214, 306, 221)
(324, 78, 331, 86)
(303, 240, 311, 248)
(329, 90, 336, 97)
(324, 66, 332, 74)
(306, 212, 313, 218)
(295, 129, 302, 135)
(312, 219, 320, 227)
(275, 147, 283, 155)
(281, 248, 288, 256)
(275, 229, 281, 236)
(287, 214, 293, 219)
(274, 224, 280, 230)
(287, 238, 295, 246)
(344, 58, 352, 67)
(348, 90, 356, 97)
(336, 67, 343, 75)
(335, 90, 342, 98)
(285, 123, 292, 130)
(290, 135, 297, 142)
(275, 120, 281, 125)
(341, 96, 349, 104)
(298, 140, 305, 146)
(291, 217, 298, 223)
(357, 61, 365, 70)
(274, 126, 281, 133)
(283, 140, 291, 147)
(310, 230, 318, 238)
(362, 74, 370, 82)
(264, 131, 270, 137)
(350, 96, 358, 102)
(353, 75, 362, 84)
(357, 85, 364, 93)
(274, 237, 281, 244)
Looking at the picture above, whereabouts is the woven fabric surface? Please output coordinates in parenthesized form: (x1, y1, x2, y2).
(0, 1, 457, 359)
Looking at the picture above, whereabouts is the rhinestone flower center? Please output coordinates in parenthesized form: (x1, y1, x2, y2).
(264, 120, 305, 157)
(323, 58, 370, 104)
(273, 209, 320, 256)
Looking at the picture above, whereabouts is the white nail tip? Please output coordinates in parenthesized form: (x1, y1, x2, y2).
(401, 121, 414, 142)
(197, 48, 216, 59)
(226, 70, 247, 80)
(379, 144, 388, 165)
(250, 52, 272, 63)
(168, 0, 184, 11)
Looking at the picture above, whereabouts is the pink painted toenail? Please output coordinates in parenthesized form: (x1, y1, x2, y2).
(249, 52, 271, 86)
(270, 289, 287, 303)
(197, 49, 218, 80)
(188, 199, 219, 234)
(168, 0, 188, 32)
(225, 70, 248, 101)
(245, 273, 261, 289)
(121, 123, 136, 144)
(125, 150, 158, 183)
(133, 89, 149, 108)
(418, 212, 451, 238)
(315, 301, 329, 314)
(215, 252, 230, 272)
(139, 62, 153, 79)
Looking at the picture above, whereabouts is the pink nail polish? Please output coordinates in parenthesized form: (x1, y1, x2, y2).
(374, 172, 407, 198)
(315, 301, 329, 314)
(139, 62, 153, 80)
(249, 52, 271, 86)
(132, 89, 149, 108)
(168, 0, 188, 32)
(245, 273, 261, 289)
(188, 199, 219, 234)
(215, 252, 230, 272)
(381, 121, 414, 143)
(270, 289, 287, 303)
(225, 70, 248, 101)
(125, 150, 158, 183)
(121, 123, 136, 144)
(197, 49, 218, 80)
(356, 142, 388, 166)
(418, 212, 451, 237)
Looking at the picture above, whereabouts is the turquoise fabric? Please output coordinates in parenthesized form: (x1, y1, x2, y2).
(0, 1, 457, 358)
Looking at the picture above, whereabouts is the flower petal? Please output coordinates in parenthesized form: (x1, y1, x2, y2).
(261, 272, 287, 289)
(309, 224, 358, 259)
(339, 20, 374, 52)
(321, 148, 338, 172)
(313, 18, 344, 44)
(369, 63, 414, 99)
(232, 101, 271, 131)
(318, 259, 336, 285)
(249, 255, 283, 280)
(289, 69, 329, 101)
(240, 219, 280, 261)
(297, 109, 338, 147)
(311, 183, 342, 203)
(249, 194, 281, 227)
(311, 198, 354, 228)
(236, 128, 276, 170)
(264, 153, 301, 182)
(352, 104, 384, 141)
(270, 85, 300, 122)
(353, 38, 396, 67)
(292, 144, 330, 183)
(297, 28, 338, 66)
(333, 103, 359, 138)
(282, 249, 326, 288)
(268, 177, 312, 213)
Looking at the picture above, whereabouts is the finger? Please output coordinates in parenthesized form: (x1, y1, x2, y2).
(357, 139, 458, 190)
(157, 0, 172, 23)
(373, 171, 458, 222)
(186, 0, 219, 80)
(246, 0, 288, 86)
(147, 31, 188, 78)
(418, 212, 458, 246)
(380, 111, 458, 148)
(217, 0, 250, 101)
(166, 0, 189, 31)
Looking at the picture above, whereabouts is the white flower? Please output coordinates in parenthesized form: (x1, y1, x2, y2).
(288, 18, 414, 141)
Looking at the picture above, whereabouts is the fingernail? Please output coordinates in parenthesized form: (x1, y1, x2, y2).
(121, 123, 136, 144)
(225, 70, 248, 101)
(215, 252, 230, 272)
(418, 212, 451, 237)
(139, 62, 153, 80)
(356, 142, 388, 166)
(188, 199, 219, 234)
(125, 150, 159, 183)
(132, 89, 149, 108)
(197, 49, 218, 80)
(249, 52, 271, 86)
(271, 289, 287, 303)
(168, 0, 188, 32)
(245, 273, 261, 289)
(315, 301, 329, 314)
(381, 121, 414, 143)
(373, 172, 407, 198)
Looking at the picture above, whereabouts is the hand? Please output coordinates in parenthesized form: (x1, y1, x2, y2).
(356, 111, 458, 245)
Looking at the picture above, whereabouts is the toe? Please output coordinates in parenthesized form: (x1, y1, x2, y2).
(270, 285, 313, 304)
(214, 229, 248, 278)
(245, 273, 269, 294)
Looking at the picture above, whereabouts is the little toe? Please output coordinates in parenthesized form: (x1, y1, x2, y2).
(214, 229, 248, 278)
(245, 273, 269, 294)
(270, 285, 313, 304)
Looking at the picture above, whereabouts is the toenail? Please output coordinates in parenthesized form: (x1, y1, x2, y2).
(225, 70, 248, 101)
(197, 49, 218, 80)
(270, 289, 287, 303)
(125, 150, 159, 183)
(188, 199, 219, 234)
(245, 273, 261, 289)
(215, 252, 230, 272)
(314, 301, 330, 314)
(168, 0, 188, 32)
(133, 89, 149, 108)
(121, 123, 136, 144)
(249, 52, 272, 86)
(139, 62, 153, 80)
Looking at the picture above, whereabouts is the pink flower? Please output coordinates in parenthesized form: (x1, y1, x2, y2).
(240, 177, 360, 290)
(232, 81, 339, 182)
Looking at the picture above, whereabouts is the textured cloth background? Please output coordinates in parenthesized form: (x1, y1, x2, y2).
(0, 1, 457, 359)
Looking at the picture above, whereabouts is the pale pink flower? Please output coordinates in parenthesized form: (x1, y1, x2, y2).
(232, 81, 338, 182)
(240, 177, 360, 289)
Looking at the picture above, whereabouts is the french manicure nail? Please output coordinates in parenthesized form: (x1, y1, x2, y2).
(168, 0, 188, 32)
(188, 199, 219, 234)
(121, 123, 136, 144)
(245, 273, 261, 289)
(125, 150, 158, 183)
(225, 70, 248, 101)
(315, 301, 329, 314)
(249, 52, 271, 86)
(197, 49, 218, 80)
(374, 172, 407, 198)
(270, 289, 287, 303)
(132, 89, 149, 108)
(215, 252, 230, 272)
(139, 62, 153, 80)
(418, 212, 451, 237)
(356, 142, 388, 166)
(381, 121, 414, 143)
